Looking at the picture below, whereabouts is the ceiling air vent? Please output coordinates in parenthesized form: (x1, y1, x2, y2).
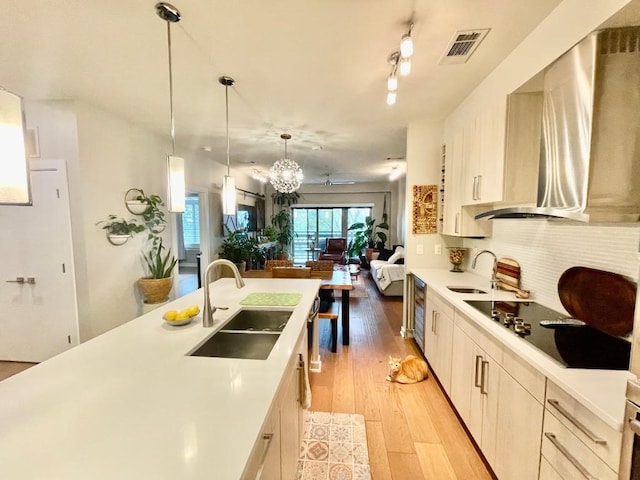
(439, 28, 490, 65)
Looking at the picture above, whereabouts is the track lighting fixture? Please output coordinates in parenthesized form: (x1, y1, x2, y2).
(385, 22, 415, 105)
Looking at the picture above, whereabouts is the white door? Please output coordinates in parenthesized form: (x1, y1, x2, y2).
(0, 159, 78, 362)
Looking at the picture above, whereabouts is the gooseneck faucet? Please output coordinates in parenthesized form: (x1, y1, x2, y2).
(202, 259, 245, 327)
(471, 249, 499, 289)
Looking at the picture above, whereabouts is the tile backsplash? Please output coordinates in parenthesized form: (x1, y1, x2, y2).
(463, 219, 640, 314)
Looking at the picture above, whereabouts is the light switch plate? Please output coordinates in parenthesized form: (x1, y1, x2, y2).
(434, 244, 442, 255)
(417, 244, 424, 255)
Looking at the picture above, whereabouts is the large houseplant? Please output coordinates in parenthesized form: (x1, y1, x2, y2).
(138, 238, 177, 304)
(347, 215, 389, 260)
(270, 191, 300, 259)
(218, 226, 263, 272)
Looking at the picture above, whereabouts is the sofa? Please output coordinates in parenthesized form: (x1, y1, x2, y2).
(369, 246, 405, 296)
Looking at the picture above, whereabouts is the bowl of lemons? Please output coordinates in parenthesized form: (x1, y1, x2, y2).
(163, 305, 200, 326)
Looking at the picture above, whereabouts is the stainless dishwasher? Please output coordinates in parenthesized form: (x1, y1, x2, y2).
(413, 276, 426, 352)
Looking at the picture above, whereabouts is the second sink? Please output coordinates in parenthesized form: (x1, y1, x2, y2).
(447, 286, 488, 294)
(221, 309, 292, 332)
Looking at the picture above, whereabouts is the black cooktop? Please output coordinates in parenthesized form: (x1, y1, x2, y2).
(465, 300, 631, 370)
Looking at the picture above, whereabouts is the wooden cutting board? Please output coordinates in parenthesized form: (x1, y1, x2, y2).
(557, 266, 636, 337)
(496, 258, 521, 287)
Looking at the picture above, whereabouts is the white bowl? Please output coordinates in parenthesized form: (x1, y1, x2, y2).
(163, 315, 195, 326)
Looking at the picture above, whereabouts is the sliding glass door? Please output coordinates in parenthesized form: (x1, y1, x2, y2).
(291, 206, 372, 264)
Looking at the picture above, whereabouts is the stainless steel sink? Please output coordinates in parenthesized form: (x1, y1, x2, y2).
(221, 309, 292, 332)
(447, 286, 488, 294)
(189, 331, 280, 360)
(188, 309, 292, 360)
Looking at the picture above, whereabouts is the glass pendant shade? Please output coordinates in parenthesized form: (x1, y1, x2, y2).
(0, 90, 31, 204)
(222, 175, 236, 215)
(167, 155, 185, 212)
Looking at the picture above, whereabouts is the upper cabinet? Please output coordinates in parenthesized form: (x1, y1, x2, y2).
(442, 92, 543, 237)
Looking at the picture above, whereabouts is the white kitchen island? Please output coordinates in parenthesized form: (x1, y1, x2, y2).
(0, 277, 320, 480)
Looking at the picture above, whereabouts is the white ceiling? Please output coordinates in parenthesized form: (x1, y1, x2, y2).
(1, 0, 575, 184)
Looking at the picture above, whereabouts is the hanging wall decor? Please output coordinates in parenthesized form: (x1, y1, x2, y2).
(412, 185, 438, 234)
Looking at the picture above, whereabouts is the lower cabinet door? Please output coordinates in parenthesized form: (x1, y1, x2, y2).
(492, 369, 543, 480)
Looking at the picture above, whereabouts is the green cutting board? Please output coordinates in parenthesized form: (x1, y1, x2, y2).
(239, 292, 302, 306)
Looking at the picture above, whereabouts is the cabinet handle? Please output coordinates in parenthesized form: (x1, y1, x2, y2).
(474, 355, 483, 388)
(480, 360, 489, 395)
(297, 353, 305, 406)
(254, 433, 274, 480)
(434, 311, 439, 335)
(544, 432, 597, 480)
(455, 213, 460, 233)
(476, 175, 482, 200)
(431, 311, 435, 333)
(547, 399, 606, 445)
(629, 418, 640, 437)
(472, 176, 478, 200)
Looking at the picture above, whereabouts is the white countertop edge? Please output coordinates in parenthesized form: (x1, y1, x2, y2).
(408, 267, 633, 431)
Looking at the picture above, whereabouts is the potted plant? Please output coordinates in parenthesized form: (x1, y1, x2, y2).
(126, 189, 168, 247)
(347, 215, 389, 262)
(96, 215, 145, 245)
(270, 191, 300, 259)
(218, 226, 256, 273)
(138, 238, 178, 304)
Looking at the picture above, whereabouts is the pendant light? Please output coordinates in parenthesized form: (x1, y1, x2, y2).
(0, 89, 31, 205)
(270, 133, 303, 193)
(219, 75, 236, 216)
(156, 2, 185, 213)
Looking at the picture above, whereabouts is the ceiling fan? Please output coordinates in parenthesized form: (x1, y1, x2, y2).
(323, 173, 355, 186)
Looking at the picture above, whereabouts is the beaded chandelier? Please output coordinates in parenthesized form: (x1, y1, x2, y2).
(270, 133, 303, 193)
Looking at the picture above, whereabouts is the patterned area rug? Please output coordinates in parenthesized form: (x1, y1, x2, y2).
(297, 411, 371, 480)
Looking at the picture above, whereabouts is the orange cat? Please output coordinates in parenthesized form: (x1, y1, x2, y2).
(386, 355, 429, 384)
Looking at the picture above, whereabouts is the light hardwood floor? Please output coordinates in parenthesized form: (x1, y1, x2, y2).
(0, 361, 35, 381)
(310, 273, 495, 480)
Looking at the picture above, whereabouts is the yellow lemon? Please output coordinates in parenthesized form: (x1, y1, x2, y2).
(176, 311, 190, 320)
(187, 305, 200, 317)
(164, 310, 178, 321)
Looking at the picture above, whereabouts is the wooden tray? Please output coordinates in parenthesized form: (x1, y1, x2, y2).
(557, 266, 636, 337)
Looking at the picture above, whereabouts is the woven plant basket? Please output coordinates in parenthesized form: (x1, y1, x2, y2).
(138, 277, 173, 304)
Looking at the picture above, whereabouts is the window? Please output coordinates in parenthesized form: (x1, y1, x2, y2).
(291, 206, 372, 263)
(182, 195, 200, 247)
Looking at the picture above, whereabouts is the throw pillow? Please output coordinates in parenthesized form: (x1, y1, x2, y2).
(387, 251, 404, 264)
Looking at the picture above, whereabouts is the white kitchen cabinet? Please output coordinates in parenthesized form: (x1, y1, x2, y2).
(540, 381, 622, 479)
(461, 98, 507, 206)
(442, 93, 542, 235)
(280, 330, 307, 479)
(449, 321, 500, 466)
(450, 310, 543, 479)
(242, 328, 308, 480)
(424, 288, 454, 394)
(442, 132, 492, 237)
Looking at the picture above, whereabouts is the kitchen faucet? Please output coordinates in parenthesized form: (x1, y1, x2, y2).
(471, 249, 499, 289)
(202, 259, 245, 327)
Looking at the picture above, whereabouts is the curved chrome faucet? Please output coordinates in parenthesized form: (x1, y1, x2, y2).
(471, 249, 499, 289)
(202, 259, 246, 327)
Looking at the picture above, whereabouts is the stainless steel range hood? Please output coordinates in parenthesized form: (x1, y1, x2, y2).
(476, 27, 640, 222)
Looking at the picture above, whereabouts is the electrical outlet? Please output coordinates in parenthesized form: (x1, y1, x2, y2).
(417, 244, 424, 255)
(434, 244, 442, 255)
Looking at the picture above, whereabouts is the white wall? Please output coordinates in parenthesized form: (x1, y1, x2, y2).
(25, 100, 262, 341)
(404, 119, 456, 270)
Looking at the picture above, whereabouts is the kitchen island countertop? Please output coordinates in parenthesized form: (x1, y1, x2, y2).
(409, 267, 633, 431)
(0, 277, 320, 480)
